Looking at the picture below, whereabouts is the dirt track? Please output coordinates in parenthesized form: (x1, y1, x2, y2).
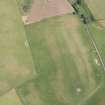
(25, 0, 74, 24)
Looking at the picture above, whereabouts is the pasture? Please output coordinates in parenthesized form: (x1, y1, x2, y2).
(77, 21, 105, 105)
(88, 23, 105, 61)
(84, 0, 105, 20)
(99, 20, 105, 28)
(0, 0, 35, 95)
(1, 1, 105, 105)
(17, 14, 104, 105)
(0, 89, 23, 105)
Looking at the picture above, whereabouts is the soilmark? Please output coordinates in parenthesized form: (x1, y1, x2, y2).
(76, 88, 82, 97)
(94, 58, 100, 66)
(22, 16, 27, 24)
(24, 0, 74, 24)
(76, 88, 82, 93)
(25, 40, 29, 48)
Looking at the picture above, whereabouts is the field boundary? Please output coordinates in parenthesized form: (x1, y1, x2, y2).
(15, 0, 37, 77)
(78, 82, 104, 105)
(16, 88, 28, 105)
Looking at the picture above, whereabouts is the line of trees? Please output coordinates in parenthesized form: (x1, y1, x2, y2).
(71, 0, 81, 5)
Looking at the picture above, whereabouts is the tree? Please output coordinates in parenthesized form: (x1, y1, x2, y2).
(77, 0, 81, 5)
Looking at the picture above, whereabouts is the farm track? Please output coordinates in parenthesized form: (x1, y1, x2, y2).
(15, 0, 37, 77)
(78, 82, 103, 105)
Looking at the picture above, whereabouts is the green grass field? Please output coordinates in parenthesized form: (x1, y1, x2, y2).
(88, 23, 105, 62)
(0, 0, 35, 95)
(17, 14, 104, 105)
(76, 22, 105, 105)
(84, 0, 105, 20)
(1, 0, 105, 105)
(83, 82, 105, 105)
